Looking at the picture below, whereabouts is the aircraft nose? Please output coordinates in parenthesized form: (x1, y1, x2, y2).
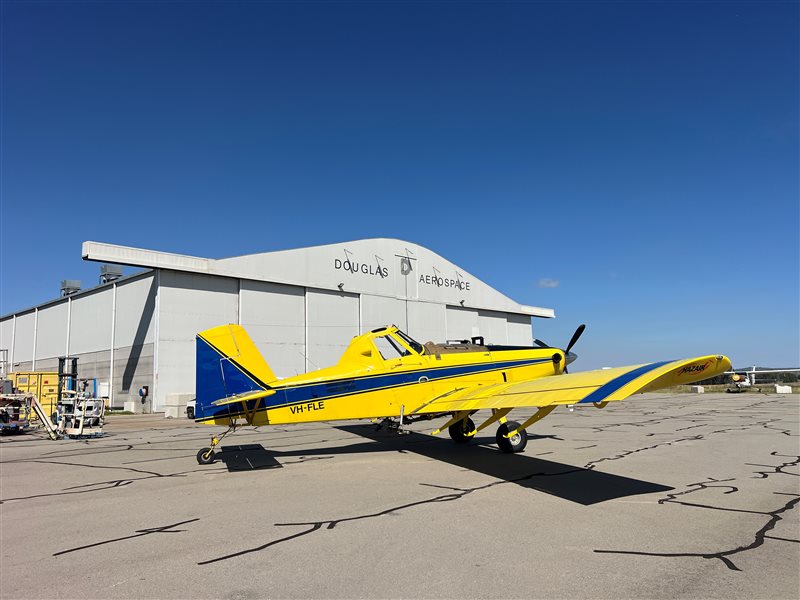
(565, 352, 578, 365)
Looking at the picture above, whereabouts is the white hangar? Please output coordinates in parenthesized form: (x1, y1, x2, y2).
(0, 239, 554, 411)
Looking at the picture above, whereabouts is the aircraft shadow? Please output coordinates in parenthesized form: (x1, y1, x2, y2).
(218, 425, 673, 505)
(339, 425, 673, 505)
(217, 445, 282, 471)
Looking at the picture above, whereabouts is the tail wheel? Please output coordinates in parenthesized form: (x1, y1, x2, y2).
(496, 421, 527, 453)
(196, 447, 216, 465)
(448, 417, 476, 443)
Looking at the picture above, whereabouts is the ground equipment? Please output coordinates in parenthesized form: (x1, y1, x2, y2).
(0, 394, 33, 434)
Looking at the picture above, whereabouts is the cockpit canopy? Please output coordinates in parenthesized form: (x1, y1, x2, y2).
(369, 326, 424, 359)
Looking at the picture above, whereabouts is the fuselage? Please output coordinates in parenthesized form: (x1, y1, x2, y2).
(212, 326, 563, 427)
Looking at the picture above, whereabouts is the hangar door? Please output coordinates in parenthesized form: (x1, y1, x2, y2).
(360, 295, 407, 333)
(241, 281, 306, 378)
(445, 306, 479, 341)
(446, 307, 528, 345)
(478, 310, 509, 345)
(306, 289, 359, 371)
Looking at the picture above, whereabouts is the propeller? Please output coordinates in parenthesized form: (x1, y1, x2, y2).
(562, 324, 586, 374)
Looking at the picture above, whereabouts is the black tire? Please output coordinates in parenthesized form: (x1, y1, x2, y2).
(196, 447, 215, 465)
(187, 407, 195, 419)
(448, 417, 476, 443)
(496, 421, 528, 453)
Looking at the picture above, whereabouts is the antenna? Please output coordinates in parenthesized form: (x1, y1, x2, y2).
(298, 350, 320, 371)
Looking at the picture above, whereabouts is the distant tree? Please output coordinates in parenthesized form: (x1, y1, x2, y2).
(779, 372, 798, 383)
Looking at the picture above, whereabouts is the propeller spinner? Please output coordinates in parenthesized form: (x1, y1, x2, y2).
(562, 324, 585, 373)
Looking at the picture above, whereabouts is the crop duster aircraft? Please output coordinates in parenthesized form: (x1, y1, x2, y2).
(193, 324, 730, 464)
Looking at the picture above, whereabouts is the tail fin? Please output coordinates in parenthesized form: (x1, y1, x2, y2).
(195, 324, 277, 421)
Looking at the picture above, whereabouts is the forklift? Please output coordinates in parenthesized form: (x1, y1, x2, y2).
(53, 357, 105, 438)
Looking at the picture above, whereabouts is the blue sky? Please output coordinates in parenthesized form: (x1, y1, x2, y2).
(2, 1, 797, 369)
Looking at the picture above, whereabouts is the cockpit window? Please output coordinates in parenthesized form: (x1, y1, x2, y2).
(395, 330, 424, 354)
(374, 335, 411, 359)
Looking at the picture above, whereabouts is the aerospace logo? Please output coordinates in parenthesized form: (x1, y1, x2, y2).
(418, 274, 471, 290)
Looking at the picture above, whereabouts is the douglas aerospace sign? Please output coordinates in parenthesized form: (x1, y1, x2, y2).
(334, 256, 471, 291)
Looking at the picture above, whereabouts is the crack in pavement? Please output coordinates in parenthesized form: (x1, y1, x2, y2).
(0, 461, 226, 504)
(746, 453, 800, 479)
(583, 435, 704, 469)
(594, 492, 800, 571)
(197, 467, 593, 564)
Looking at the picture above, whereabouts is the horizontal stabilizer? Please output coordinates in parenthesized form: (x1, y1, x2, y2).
(211, 389, 276, 407)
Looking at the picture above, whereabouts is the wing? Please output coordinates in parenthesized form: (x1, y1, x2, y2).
(409, 354, 731, 414)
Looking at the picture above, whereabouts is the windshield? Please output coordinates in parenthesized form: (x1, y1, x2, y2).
(374, 335, 411, 359)
(395, 329, 424, 354)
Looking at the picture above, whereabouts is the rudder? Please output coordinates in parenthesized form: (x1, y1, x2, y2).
(195, 324, 277, 421)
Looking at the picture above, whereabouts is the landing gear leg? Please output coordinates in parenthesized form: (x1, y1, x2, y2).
(196, 424, 236, 465)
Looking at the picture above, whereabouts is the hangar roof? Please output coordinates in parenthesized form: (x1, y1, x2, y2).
(82, 239, 554, 318)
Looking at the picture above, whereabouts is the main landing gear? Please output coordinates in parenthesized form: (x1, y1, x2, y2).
(445, 418, 528, 453)
(442, 407, 556, 454)
(495, 421, 527, 453)
(448, 417, 476, 443)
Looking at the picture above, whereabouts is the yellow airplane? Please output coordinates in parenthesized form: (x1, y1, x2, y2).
(193, 323, 730, 464)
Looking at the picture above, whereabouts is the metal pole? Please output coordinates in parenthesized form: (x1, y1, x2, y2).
(152, 270, 161, 414)
(10, 314, 16, 370)
(32, 308, 38, 371)
(109, 282, 116, 408)
(66, 296, 72, 357)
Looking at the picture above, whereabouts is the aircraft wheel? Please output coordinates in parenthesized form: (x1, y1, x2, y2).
(196, 447, 216, 465)
(448, 417, 476, 443)
(496, 421, 527, 453)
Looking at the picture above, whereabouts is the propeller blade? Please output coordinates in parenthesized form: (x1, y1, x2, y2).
(565, 324, 586, 355)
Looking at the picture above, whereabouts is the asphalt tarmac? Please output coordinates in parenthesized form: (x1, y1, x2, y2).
(1, 392, 798, 599)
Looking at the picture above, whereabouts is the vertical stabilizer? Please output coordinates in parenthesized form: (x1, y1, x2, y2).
(195, 324, 276, 420)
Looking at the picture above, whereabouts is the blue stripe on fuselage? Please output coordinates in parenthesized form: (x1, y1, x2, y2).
(199, 357, 549, 421)
(578, 361, 674, 404)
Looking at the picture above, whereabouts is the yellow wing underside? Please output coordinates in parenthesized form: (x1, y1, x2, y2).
(410, 355, 731, 414)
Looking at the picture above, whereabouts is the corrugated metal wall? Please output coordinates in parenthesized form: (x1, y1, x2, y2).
(35, 301, 68, 364)
(113, 274, 156, 403)
(445, 305, 479, 340)
(360, 294, 407, 332)
(70, 289, 112, 355)
(406, 301, 446, 344)
(9, 312, 35, 368)
(305, 288, 359, 371)
(240, 280, 306, 378)
(156, 271, 238, 404)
